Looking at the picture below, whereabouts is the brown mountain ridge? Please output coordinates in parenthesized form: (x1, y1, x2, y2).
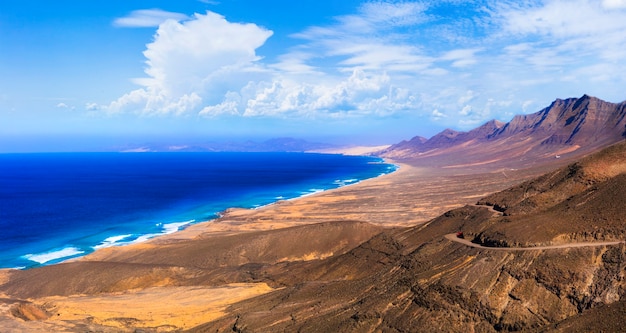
(382, 95, 626, 168)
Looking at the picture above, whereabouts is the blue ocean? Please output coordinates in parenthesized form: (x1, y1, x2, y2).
(0, 152, 395, 269)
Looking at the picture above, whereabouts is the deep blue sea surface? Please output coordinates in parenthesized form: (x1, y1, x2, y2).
(0, 152, 395, 269)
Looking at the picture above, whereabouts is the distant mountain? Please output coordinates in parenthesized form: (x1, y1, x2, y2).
(381, 95, 626, 168)
(118, 137, 336, 153)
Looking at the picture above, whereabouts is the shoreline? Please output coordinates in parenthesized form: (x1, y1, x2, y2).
(79, 159, 407, 262)
(2, 155, 400, 271)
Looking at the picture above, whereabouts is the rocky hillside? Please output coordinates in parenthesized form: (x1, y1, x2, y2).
(195, 141, 626, 332)
(474, 141, 626, 246)
(381, 95, 626, 168)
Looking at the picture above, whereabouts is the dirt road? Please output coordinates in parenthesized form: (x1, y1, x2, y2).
(445, 234, 623, 251)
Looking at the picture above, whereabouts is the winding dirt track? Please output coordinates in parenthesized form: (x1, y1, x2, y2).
(445, 234, 624, 251)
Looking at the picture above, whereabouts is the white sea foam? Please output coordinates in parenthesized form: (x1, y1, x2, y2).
(128, 219, 196, 245)
(163, 220, 195, 234)
(93, 234, 133, 249)
(131, 233, 160, 244)
(24, 247, 85, 264)
(334, 178, 360, 186)
(299, 188, 324, 197)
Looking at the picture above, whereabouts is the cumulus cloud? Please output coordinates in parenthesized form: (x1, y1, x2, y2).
(106, 5, 427, 119)
(113, 9, 189, 28)
(200, 69, 418, 118)
(106, 11, 272, 115)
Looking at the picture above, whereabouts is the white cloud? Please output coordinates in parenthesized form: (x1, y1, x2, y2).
(496, 0, 626, 38)
(85, 103, 100, 111)
(457, 90, 477, 106)
(270, 52, 319, 74)
(200, 69, 418, 118)
(484, 0, 626, 104)
(358, 1, 429, 28)
(113, 9, 189, 28)
(334, 43, 434, 72)
(602, 0, 626, 9)
(106, 5, 427, 120)
(431, 109, 447, 120)
(440, 48, 482, 68)
(199, 100, 239, 117)
(459, 105, 472, 116)
(56, 102, 68, 108)
(288, 1, 434, 73)
(105, 11, 272, 115)
(522, 100, 535, 113)
(104, 1, 626, 133)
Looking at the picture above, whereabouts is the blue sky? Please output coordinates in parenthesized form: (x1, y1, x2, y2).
(2, 0, 626, 151)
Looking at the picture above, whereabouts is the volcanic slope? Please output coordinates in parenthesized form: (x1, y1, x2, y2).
(193, 141, 626, 332)
(382, 95, 626, 168)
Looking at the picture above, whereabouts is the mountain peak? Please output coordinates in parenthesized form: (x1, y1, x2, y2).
(382, 95, 626, 167)
(469, 119, 506, 139)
